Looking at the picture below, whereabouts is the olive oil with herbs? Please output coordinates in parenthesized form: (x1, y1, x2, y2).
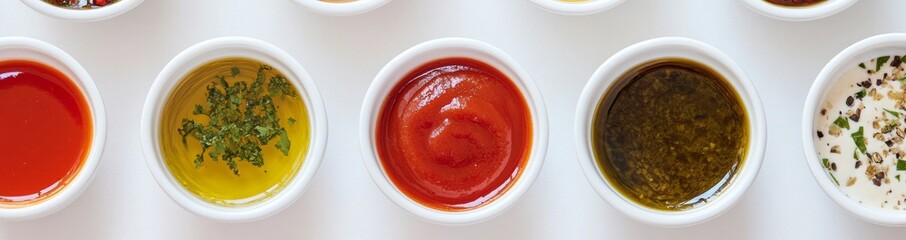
(160, 58, 310, 206)
(592, 59, 749, 211)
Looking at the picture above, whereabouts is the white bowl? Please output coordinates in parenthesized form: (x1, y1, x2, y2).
(803, 33, 906, 226)
(739, 0, 858, 21)
(291, 0, 391, 16)
(575, 37, 767, 227)
(0, 37, 107, 221)
(528, 0, 625, 16)
(360, 38, 549, 225)
(141, 37, 327, 222)
(19, 0, 144, 21)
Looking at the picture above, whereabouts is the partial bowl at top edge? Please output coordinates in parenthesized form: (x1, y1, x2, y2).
(528, 0, 625, 16)
(291, 0, 392, 16)
(19, 0, 145, 21)
(739, 0, 858, 21)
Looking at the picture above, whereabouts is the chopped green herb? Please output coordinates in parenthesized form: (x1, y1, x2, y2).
(877, 56, 891, 72)
(898, 159, 906, 171)
(288, 117, 296, 125)
(852, 126, 867, 154)
(829, 173, 840, 186)
(855, 89, 867, 99)
(898, 175, 902, 182)
(885, 108, 901, 118)
(833, 116, 850, 130)
(854, 150, 859, 160)
(859, 63, 866, 69)
(177, 65, 298, 176)
(231, 67, 240, 77)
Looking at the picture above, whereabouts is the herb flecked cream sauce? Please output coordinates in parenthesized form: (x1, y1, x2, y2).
(592, 59, 749, 211)
(160, 57, 310, 207)
(815, 55, 906, 210)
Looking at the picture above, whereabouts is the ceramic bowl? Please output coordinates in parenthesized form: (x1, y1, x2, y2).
(803, 33, 906, 226)
(291, 0, 392, 16)
(141, 37, 328, 222)
(19, 0, 144, 21)
(739, 0, 858, 21)
(360, 37, 549, 225)
(528, 0, 625, 16)
(0, 37, 107, 221)
(575, 37, 767, 227)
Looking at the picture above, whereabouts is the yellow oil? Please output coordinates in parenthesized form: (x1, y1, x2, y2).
(159, 57, 310, 207)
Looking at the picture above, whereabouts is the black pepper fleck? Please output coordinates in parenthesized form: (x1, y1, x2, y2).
(817, 131, 824, 138)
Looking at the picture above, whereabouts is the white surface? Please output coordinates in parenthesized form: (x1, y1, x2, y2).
(1, 0, 906, 239)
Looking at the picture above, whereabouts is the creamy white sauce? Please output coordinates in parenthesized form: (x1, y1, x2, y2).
(815, 55, 906, 210)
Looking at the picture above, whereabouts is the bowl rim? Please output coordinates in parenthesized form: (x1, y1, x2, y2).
(738, 0, 858, 21)
(527, 0, 626, 16)
(19, 0, 145, 22)
(574, 37, 767, 227)
(290, 0, 392, 16)
(0, 36, 107, 221)
(140, 36, 328, 223)
(802, 33, 906, 226)
(359, 37, 549, 225)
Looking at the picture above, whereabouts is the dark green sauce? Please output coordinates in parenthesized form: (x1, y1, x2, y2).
(592, 59, 749, 211)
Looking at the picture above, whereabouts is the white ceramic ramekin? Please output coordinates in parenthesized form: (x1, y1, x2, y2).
(141, 37, 328, 223)
(739, 0, 858, 21)
(528, 0, 625, 16)
(291, 0, 391, 16)
(803, 33, 906, 226)
(19, 0, 144, 21)
(360, 37, 549, 225)
(575, 37, 767, 227)
(0, 37, 107, 221)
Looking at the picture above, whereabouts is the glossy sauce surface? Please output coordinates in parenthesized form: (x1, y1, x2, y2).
(0, 60, 92, 206)
(377, 58, 532, 210)
(765, 0, 824, 7)
(592, 59, 748, 211)
(159, 58, 310, 206)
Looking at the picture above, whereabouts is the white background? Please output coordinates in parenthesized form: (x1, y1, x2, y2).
(2, 0, 906, 239)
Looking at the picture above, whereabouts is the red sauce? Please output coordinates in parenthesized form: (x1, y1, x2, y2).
(377, 58, 532, 210)
(766, 0, 824, 7)
(0, 60, 92, 205)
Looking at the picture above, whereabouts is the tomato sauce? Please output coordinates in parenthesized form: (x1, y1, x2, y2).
(0, 60, 92, 205)
(377, 58, 531, 210)
(766, 0, 824, 7)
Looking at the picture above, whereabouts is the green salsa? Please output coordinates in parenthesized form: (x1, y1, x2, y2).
(591, 59, 749, 211)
